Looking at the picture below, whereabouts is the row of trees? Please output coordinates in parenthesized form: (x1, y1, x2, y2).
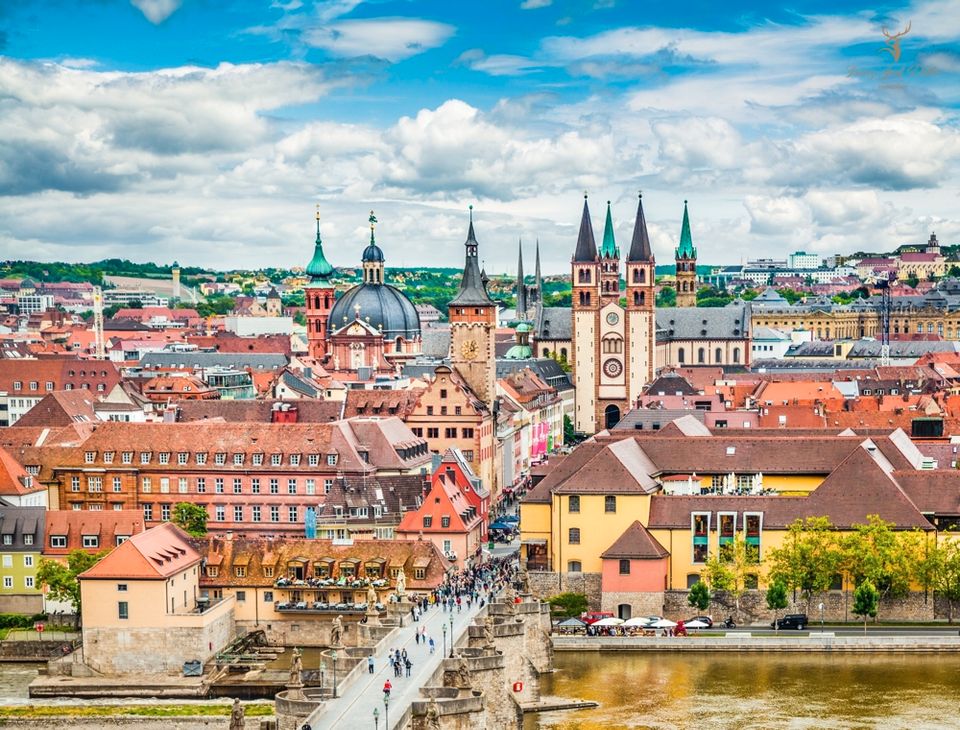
(689, 515, 960, 624)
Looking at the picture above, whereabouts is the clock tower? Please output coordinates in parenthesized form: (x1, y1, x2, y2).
(449, 206, 497, 407)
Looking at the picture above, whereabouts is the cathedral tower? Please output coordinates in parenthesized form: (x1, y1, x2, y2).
(675, 200, 698, 307)
(305, 206, 335, 361)
(625, 192, 657, 394)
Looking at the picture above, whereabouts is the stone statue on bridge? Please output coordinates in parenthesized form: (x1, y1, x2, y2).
(367, 583, 378, 608)
(483, 615, 495, 649)
(396, 567, 406, 598)
(229, 698, 244, 730)
(331, 615, 344, 647)
(288, 647, 303, 688)
(454, 654, 472, 689)
(425, 697, 441, 730)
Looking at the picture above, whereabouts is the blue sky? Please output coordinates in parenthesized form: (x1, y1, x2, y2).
(0, 0, 958, 273)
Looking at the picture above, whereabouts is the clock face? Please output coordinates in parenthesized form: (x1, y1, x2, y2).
(606, 312, 620, 325)
(603, 358, 623, 378)
(460, 339, 479, 360)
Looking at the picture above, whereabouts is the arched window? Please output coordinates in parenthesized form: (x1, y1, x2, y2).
(678, 348, 685, 364)
(633, 291, 640, 306)
(698, 347, 706, 364)
(560, 348, 568, 360)
(733, 348, 740, 364)
(604, 404, 621, 429)
(395, 337, 403, 353)
(715, 347, 722, 363)
(639, 292, 645, 306)
(543, 348, 550, 357)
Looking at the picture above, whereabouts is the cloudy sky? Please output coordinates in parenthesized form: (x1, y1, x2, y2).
(0, 0, 958, 275)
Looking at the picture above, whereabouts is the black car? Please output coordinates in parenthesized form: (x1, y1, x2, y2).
(772, 613, 808, 630)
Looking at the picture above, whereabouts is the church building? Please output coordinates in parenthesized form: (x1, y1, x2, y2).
(571, 194, 656, 433)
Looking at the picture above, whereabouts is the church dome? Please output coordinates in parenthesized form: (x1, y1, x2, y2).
(330, 283, 420, 340)
(362, 242, 384, 263)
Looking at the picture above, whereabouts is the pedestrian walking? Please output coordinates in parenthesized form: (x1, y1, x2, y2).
(405, 658, 412, 677)
(367, 655, 375, 674)
(415, 630, 420, 645)
(429, 637, 435, 654)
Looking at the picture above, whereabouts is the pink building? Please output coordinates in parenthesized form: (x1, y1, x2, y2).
(600, 521, 669, 620)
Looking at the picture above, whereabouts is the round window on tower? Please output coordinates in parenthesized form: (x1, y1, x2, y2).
(603, 358, 623, 378)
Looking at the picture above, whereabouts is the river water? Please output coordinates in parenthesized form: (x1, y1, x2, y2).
(525, 652, 960, 729)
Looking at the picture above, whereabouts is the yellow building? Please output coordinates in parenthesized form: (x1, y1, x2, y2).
(521, 426, 952, 618)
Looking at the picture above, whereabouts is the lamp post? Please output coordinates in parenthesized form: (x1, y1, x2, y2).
(819, 602, 824, 633)
(442, 623, 447, 658)
(320, 658, 326, 689)
(331, 650, 338, 699)
(449, 614, 454, 658)
(373, 707, 379, 729)
(384, 694, 390, 729)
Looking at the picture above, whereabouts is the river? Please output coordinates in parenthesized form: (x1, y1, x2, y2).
(525, 652, 960, 729)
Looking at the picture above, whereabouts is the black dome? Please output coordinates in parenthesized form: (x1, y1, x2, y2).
(362, 242, 384, 262)
(330, 283, 420, 340)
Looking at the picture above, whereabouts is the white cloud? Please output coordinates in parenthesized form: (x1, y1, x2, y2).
(304, 18, 455, 61)
(130, 0, 183, 24)
(744, 195, 812, 235)
(520, 0, 552, 8)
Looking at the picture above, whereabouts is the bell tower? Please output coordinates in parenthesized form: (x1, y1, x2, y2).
(448, 206, 497, 407)
(625, 192, 657, 397)
(675, 200, 698, 307)
(571, 194, 601, 433)
(305, 205, 335, 361)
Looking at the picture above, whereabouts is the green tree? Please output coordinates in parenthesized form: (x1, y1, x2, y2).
(687, 580, 711, 612)
(914, 537, 960, 623)
(765, 580, 789, 632)
(36, 550, 109, 627)
(293, 311, 307, 326)
(905, 274, 920, 288)
(655, 287, 676, 307)
(767, 517, 841, 609)
(562, 415, 577, 446)
(547, 592, 588, 619)
(172, 503, 208, 537)
(840, 515, 913, 614)
(948, 265, 960, 278)
(852, 580, 879, 634)
(702, 536, 758, 618)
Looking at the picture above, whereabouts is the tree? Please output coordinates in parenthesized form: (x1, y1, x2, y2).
(702, 536, 758, 618)
(766, 580, 789, 633)
(767, 517, 841, 610)
(948, 265, 960, 278)
(172, 502, 208, 537)
(36, 549, 109, 627)
(840, 515, 913, 615)
(852, 580, 879, 634)
(655, 287, 676, 307)
(687, 580, 711, 612)
(914, 536, 960, 623)
(905, 274, 920, 288)
(562, 415, 577, 446)
(547, 592, 588, 619)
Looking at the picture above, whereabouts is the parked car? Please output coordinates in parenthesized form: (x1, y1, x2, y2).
(580, 611, 615, 625)
(772, 613, 808, 630)
(637, 615, 663, 627)
(685, 615, 713, 628)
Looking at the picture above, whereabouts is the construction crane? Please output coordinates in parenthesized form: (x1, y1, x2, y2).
(92, 286, 105, 360)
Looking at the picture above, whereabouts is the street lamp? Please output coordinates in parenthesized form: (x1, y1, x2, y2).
(442, 623, 447, 658)
(819, 602, 824, 633)
(384, 694, 390, 729)
(449, 613, 454, 658)
(331, 650, 338, 699)
(373, 707, 379, 730)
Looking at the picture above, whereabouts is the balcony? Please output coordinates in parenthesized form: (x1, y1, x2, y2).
(274, 601, 385, 614)
(273, 576, 389, 589)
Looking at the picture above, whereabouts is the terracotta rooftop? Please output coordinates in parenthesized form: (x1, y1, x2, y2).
(600, 520, 670, 560)
(173, 399, 343, 423)
(15, 390, 99, 428)
(45, 510, 145, 555)
(80, 523, 201, 580)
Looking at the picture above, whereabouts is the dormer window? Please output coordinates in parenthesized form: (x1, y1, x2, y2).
(253, 453, 264, 466)
(158, 452, 170, 465)
(140, 452, 151, 464)
(233, 454, 244, 466)
(290, 454, 301, 466)
(207, 566, 219, 577)
(122, 452, 133, 464)
(308, 454, 319, 467)
(103, 452, 114, 464)
(215, 453, 226, 465)
(196, 452, 207, 465)
(178, 452, 189, 465)
(327, 453, 338, 466)
(271, 454, 282, 466)
(82, 535, 99, 548)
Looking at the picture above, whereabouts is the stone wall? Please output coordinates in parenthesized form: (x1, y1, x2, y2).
(0, 718, 270, 729)
(527, 571, 602, 609)
(0, 594, 44, 614)
(600, 591, 665, 618)
(84, 610, 235, 675)
(237, 615, 369, 648)
(662, 589, 941, 624)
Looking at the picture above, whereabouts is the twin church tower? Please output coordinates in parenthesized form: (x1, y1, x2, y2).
(571, 195, 698, 433)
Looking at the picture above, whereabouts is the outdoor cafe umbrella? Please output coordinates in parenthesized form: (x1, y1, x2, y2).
(649, 618, 677, 629)
(685, 619, 710, 629)
(622, 617, 653, 627)
(593, 617, 625, 627)
(556, 617, 586, 628)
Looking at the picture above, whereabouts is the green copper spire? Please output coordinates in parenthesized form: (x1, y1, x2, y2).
(600, 200, 619, 258)
(675, 199, 696, 259)
(306, 205, 334, 281)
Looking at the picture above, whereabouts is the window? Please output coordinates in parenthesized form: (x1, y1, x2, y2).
(568, 527, 580, 544)
(196, 452, 207, 465)
(264, 591, 273, 602)
(233, 453, 244, 466)
(692, 513, 710, 563)
(143, 504, 153, 520)
(414, 567, 426, 580)
(253, 453, 264, 466)
(178, 477, 188, 494)
(423, 516, 433, 528)
(441, 516, 450, 528)
(140, 452, 150, 464)
(324, 479, 333, 494)
(82, 535, 99, 548)
(50, 536, 67, 548)
(2, 577, 11, 589)
(567, 560, 582, 572)
(178, 452, 189, 465)
(235, 566, 246, 578)
(290, 454, 301, 467)
(215, 452, 227, 465)
(118, 601, 129, 619)
(288, 506, 298, 522)
(252, 506, 261, 522)
(308, 454, 319, 467)
(287, 479, 297, 494)
(12, 381, 20, 391)
(327, 454, 338, 466)
(270, 506, 280, 522)
(605, 495, 617, 513)
(306, 479, 316, 495)
(236, 590, 246, 602)
(197, 477, 206, 493)
(426, 406, 434, 416)
(455, 406, 462, 416)
(122, 452, 133, 464)
(88, 476, 102, 492)
(234, 478, 242, 494)
(71, 476, 80, 492)
(215, 505, 225, 522)
(462, 427, 474, 438)
(161, 504, 171, 521)
(427, 428, 439, 439)
(271, 454, 282, 466)
(270, 479, 279, 494)
(23, 536, 33, 547)
(117, 584, 127, 591)
(84, 451, 95, 464)
(445, 427, 457, 438)
(114, 477, 124, 493)
(569, 495, 580, 513)
(207, 567, 219, 578)
(619, 559, 631, 575)
(158, 452, 170, 465)
(103, 451, 114, 464)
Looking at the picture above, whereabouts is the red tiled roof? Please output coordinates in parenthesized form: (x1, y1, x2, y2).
(45, 510, 146, 555)
(80, 523, 201, 580)
(601, 521, 669, 559)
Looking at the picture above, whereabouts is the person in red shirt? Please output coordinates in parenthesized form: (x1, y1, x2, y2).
(383, 679, 392, 698)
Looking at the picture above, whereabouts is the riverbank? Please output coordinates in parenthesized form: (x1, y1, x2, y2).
(552, 633, 960, 652)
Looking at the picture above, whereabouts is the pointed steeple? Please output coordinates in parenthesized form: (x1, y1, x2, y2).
(628, 192, 654, 262)
(676, 199, 696, 258)
(450, 205, 494, 307)
(534, 239, 542, 302)
(516, 239, 527, 318)
(572, 194, 598, 262)
(306, 205, 334, 281)
(600, 200, 618, 258)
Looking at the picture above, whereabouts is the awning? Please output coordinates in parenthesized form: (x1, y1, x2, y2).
(521, 539, 547, 545)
